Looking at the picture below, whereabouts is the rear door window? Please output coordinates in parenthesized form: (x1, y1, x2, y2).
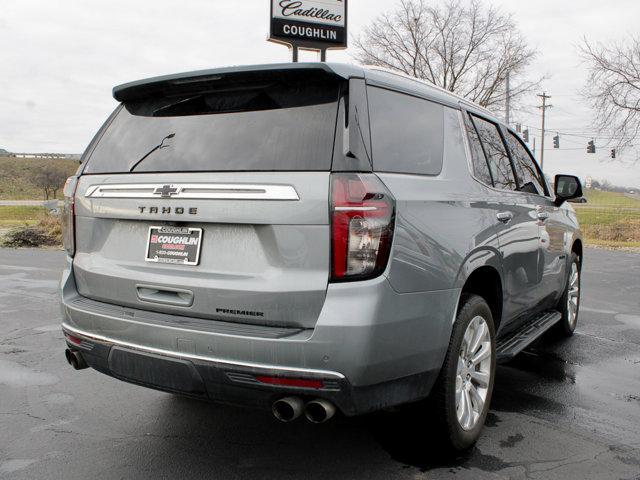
(83, 78, 341, 173)
(505, 132, 546, 195)
(463, 114, 493, 186)
(368, 87, 444, 175)
(470, 115, 517, 191)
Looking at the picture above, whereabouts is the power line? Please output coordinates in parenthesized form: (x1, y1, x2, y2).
(543, 145, 639, 151)
(515, 123, 629, 141)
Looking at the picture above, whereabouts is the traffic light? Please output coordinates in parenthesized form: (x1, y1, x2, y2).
(523, 129, 529, 142)
(553, 134, 560, 149)
(611, 149, 616, 159)
(587, 140, 596, 153)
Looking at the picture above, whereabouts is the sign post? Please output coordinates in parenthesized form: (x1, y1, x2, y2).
(269, 0, 348, 62)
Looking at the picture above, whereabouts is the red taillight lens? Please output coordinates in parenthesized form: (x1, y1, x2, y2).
(330, 173, 395, 282)
(61, 176, 78, 257)
(64, 332, 82, 346)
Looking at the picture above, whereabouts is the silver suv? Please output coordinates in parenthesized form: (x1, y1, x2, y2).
(60, 63, 583, 450)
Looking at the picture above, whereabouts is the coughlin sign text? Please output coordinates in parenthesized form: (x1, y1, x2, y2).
(270, 0, 347, 49)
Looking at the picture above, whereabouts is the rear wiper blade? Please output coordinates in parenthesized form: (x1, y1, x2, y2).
(152, 95, 200, 115)
(129, 133, 175, 172)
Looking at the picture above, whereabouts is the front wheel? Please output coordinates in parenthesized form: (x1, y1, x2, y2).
(555, 253, 581, 336)
(430, 294, 496, 451)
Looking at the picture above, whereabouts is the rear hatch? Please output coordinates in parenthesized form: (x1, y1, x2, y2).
(72, 68, 342, 329)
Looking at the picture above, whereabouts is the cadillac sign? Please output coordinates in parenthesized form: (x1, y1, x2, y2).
(269, 0, 348, 51)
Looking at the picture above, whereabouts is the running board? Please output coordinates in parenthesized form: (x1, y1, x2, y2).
(496, 311, 562, 363)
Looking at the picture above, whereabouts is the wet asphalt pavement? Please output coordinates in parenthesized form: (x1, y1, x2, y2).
(0, 247, 639, 479)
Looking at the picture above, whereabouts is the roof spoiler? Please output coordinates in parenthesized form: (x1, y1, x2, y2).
(112, 63, 363, 102)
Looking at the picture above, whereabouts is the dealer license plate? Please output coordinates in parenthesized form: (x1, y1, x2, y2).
(145, 226, 202, 265)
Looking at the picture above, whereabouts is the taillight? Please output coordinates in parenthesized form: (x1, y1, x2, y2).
(61, 176, 78, 257)
(330, 173, 395, 282)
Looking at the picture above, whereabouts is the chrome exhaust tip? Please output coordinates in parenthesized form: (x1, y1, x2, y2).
(304, 399, 336, 424)
(65, 349, 88, 370)
(272, 397, 304, 422)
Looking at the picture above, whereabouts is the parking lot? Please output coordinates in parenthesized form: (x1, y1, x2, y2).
(1, 247, 639, 479)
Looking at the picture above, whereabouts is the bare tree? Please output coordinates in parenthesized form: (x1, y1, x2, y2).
(353, 0, 539, 111)
(33, 166, 68, 200)
(581, 37, 640, 152)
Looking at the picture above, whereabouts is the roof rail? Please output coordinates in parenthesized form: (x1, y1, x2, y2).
(364, 65, 495, 117)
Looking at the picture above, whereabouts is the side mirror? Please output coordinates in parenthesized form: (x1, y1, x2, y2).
(554, 174, 583, 206)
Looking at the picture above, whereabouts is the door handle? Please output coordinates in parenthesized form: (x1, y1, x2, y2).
(537, 211, 550, 222)
(136, 285, 194, 307)
(496, 211, 514, 223)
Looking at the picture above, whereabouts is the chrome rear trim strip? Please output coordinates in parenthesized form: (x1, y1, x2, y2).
(61, 323, 345, 380)
(333, 206, 378, 211)
(85, 183, 300, 201)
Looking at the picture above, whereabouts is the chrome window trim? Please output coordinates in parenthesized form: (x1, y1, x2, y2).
(85, 183, 300, 201)
(62, 323, 345, 380)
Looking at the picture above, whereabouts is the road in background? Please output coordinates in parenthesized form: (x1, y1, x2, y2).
(1, 248, 639, 479)
(0, 201, 62, 207)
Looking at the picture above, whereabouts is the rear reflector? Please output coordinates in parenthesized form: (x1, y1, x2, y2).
(64, 332, 83, 346)
(330, 173, 395, 282)
(255, 376, 324, 389)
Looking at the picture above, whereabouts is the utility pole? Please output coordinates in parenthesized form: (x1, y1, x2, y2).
(537, 92, 552, 171)
(505, 72, 511, 126)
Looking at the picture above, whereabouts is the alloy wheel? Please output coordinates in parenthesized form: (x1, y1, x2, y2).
(567, 262, 580, 328)
(456, 315, 492, 431)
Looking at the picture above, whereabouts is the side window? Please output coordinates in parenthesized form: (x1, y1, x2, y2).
(470, 115, 517, 191)
(368, 87, 444, 175)
(463, 114, 493, 186)
(506, 132, 546, 196)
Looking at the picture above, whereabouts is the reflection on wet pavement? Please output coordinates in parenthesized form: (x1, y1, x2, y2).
(0, 247, 639, 479)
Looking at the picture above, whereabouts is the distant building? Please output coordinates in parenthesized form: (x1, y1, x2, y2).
(12, 152, 81, 160)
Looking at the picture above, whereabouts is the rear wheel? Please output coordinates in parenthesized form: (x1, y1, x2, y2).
(555, 253, 581, 336)
(430, 294, 496, 451)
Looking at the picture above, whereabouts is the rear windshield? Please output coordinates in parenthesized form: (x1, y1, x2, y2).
(83, 78, 341, 173)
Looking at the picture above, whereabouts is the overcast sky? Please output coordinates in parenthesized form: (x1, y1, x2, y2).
(1, 0, 639, 187)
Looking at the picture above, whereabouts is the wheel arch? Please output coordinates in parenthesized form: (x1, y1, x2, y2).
(454, 248, 505, 332)
(571, 238, 583, 267)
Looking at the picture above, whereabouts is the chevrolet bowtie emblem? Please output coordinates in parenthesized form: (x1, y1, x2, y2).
(153, 185, 181, 198)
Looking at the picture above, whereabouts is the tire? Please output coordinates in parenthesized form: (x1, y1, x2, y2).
(429, 294, 496, 451)
(555, 252, 581, 336)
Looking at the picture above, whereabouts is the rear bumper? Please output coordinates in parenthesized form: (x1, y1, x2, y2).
(63, 325, 437, 416)
(60, 257, 459, 415)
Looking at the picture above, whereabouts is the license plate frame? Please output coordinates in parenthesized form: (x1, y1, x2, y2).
(145, 226, 203, 266)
